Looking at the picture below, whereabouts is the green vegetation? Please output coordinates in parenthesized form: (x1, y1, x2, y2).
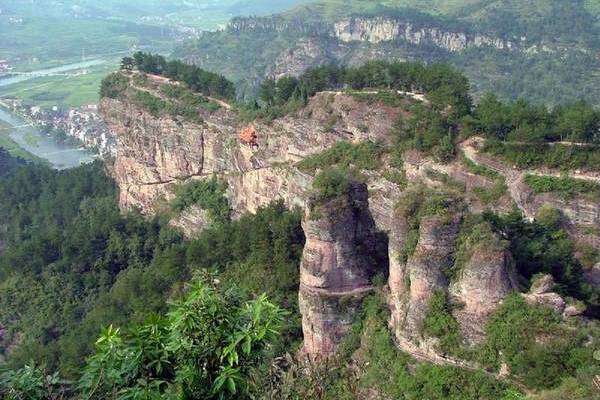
(425, 169, 466, 193)
(171, 177, 230, 225)
(298, 141, 384, 174)
(0, 60, 120, 109)
(277, 292, 516, 400)
(451, 217, 503, 280)
(82, 279, 284, 400)
(0, 148, 26, 177)
(160, 84, 220, 113)
(472, 180, 508, 205)
(472, 93, 600, 171)
(176, 0, 599, 106)
(2, 278, 286, 400)
(392, 103, 458, 163)
(100, 75, 215, 124)
(422, 291, 462, 355)
(481, 294, 598, 390)
(482, 140, 600, 171)
(0, 153, 305, 390)
(255, 61, 471, 120)
(312, 166, 354, 202)
(461, 154, 501, 180)
(130, 89, 170, 117)
(524, 175, 600, 199)
(461, 154, 508, 204)
(475, 94, 600, 143)
(484, 209, 599, 306)
(382, 168, 407, 187)
(396, 187, 458, 262)
(99, 72, 130, 99)
(128, 52, 235, 101)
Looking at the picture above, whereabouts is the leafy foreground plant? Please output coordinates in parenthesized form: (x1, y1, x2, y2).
(2, 278, 286, 400)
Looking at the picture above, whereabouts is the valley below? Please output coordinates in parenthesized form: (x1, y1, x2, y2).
(0, 1, 599, 400)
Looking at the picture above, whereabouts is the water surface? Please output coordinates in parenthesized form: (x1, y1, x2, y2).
(0, 107, 95, 169)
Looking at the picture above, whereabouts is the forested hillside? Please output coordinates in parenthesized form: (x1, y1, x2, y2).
(175, 0, 600, 106)
(1, 55, 600, 398)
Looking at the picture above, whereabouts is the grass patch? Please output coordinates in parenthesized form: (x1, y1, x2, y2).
(422, 291, 463, 355)
(461, 153, 501, 179)
(482, 139, 600, 171)
(297, 141, 385, 174)
(171, 177, 230, 225)
(524, 174, 600, 199)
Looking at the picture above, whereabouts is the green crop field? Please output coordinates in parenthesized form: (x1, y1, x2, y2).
(0, 60, 121, 109)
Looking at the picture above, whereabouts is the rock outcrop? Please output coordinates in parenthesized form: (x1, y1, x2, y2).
(101, 74, 595, 364)
(449, 237, 517, 344)
(333, 17, 512, 51)
(299, 183, 381, 358)
(389, 199, 518, 353)
(389, 211, 461, 347)
(521, 274, 586, 318)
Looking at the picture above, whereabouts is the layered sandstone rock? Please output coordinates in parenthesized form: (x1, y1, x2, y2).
(299, 183, 381, 358)
(450, 237, 517, 344)
(101, 76, 597, 365)
(389, 200, 519, 352)
(390, 213, 462, 345)
(333, 17, 512, 51)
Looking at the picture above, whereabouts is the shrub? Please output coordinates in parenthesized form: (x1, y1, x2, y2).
(298, 141, 384, 174)
(99, 73, 129, 99)
(525, 174, 600, 199)
(171, 177, 230, 225)
(312, 167, 353, 201)
(422, 291, 462, 355)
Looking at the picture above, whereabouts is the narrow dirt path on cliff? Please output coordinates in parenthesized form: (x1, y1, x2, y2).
(397, 339, 534, 396)
(459, 137, 600, 219)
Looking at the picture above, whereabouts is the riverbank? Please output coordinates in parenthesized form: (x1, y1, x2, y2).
(0, 119, 49, 164)
(0, 106, 96, 169)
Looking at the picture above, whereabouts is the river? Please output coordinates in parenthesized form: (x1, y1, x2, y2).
(0, 60, 103, 169)
(0, 59, 106, 87)
(0, 108, 96, 169)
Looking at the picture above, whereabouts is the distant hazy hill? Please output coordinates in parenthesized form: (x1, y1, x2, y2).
(174, 0, 600, 105)
(0, 0, 307, 70)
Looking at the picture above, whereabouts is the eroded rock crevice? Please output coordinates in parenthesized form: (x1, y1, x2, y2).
(299, 182, 385, 358)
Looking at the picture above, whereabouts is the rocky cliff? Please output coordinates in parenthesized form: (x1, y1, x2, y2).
(100, 73, 595, 366)
(299, 183, 381, 358)
(333, 17, 512, 51)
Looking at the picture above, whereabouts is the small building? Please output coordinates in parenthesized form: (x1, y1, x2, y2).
(239, 126, 258, 149)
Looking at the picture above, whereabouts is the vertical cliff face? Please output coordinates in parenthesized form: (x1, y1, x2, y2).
(101, 77, 595, 364)
(449, 238, 517, 344)
(333, 17, 512, 51)
(388, 198, 518, 354)
(299, 183, 382, 358)
(389, 213, 462, 345)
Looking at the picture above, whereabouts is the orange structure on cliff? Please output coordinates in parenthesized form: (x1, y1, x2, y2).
(239, 126, 258, 147)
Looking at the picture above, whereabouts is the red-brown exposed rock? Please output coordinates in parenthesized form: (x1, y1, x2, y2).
(392, 214, 461, 343)
(450, 238, 518, 344)
(299, 183, 381, 358)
